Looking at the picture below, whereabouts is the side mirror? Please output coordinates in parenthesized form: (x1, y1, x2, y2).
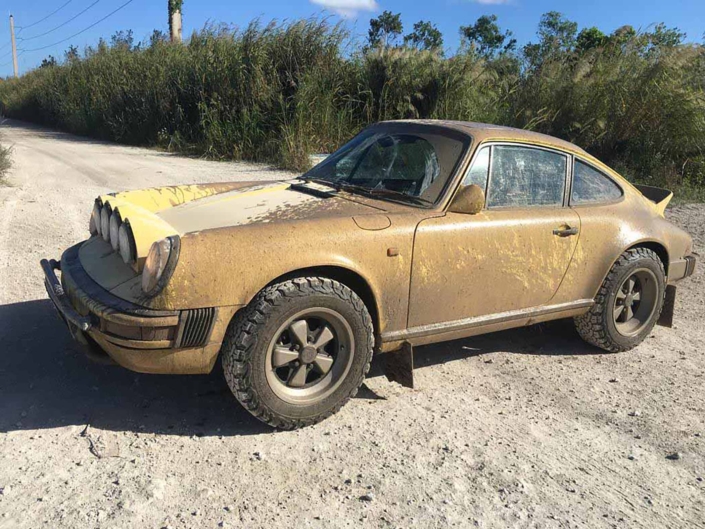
(449, 184, 485, 215)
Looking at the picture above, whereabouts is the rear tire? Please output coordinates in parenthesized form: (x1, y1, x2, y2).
(575, 248, 666, 352)
(221, 277, 374, 429)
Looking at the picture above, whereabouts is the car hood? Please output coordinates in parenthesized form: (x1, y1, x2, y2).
(156, 181, 385, 234)
(97, 180, 391, 268)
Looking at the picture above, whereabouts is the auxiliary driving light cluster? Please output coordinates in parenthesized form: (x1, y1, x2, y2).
(88, 198, 176, 296)
(90, 199, 137, 265)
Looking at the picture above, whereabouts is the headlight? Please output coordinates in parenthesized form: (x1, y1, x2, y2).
(109, 210, 122, 251)
(141, 236, 179, 296)
(100, 204, 112, 242)
(90, 201, 101, 237)
(118, 221, 137, 265)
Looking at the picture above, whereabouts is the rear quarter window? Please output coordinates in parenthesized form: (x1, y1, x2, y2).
(571, 160, 623, 205)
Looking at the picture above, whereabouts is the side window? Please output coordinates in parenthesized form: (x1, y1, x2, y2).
(487, 146, 567, 208)
(571, 160, 623, 204)
(462, 146, 490, 192)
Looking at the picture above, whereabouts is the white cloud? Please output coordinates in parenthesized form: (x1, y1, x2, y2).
(310, 0, 379, 18)
(468, 0, 514, 4)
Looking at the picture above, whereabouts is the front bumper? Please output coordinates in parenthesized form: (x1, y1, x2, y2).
(41, 242, 231, 374)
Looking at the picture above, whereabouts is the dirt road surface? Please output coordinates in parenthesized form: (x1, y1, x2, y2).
(0, 119, 703, 529)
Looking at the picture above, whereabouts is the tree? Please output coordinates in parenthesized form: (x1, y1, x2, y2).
(537, 11, 578, 52)
(648, 23, 685, 48)
(39, 55, 57, 69)
(460, 15, 516, 58)
(149, 29, 168, 48)
(64, 45, 79, 62)
(404, 20, 443, 52)
(523, 11, 578, 67)
(111, 30, 135, 51)
(368, 11, 403, 49)
(576, 27, 608, 54)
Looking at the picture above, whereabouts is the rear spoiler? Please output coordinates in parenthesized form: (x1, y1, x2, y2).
(634, 184, 673, 216)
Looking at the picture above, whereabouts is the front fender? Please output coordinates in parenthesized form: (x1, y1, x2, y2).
(148, 215, 420, 336)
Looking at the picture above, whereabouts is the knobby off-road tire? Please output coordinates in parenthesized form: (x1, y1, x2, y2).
(575, 248, 666, 352)
(221, 277, 374, 429)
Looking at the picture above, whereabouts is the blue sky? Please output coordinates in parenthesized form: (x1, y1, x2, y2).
(1, 0, 703, 77)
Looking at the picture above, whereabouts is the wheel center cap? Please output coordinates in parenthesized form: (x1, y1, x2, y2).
(300, 346, 317, 364)
(625, 295, 633, 306)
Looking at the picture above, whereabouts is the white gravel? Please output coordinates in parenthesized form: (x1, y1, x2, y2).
(0, 119, 703, 529)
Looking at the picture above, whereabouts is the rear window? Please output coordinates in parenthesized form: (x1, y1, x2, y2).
(571, 160, 623, 204)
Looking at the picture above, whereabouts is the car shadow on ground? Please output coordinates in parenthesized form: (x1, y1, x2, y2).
(0, 299, 607, 438)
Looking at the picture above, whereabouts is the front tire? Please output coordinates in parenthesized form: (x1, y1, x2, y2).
(221, 277, 374, 429)
(575, 248, 666, 352)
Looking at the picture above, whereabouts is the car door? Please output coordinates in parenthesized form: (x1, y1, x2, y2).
(408, 143, 581, 329)
(550, 157, 628, 304)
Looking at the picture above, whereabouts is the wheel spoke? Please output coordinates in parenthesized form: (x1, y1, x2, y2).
(631, 291, 641, 302)
(627, 277, 636, 295)
(288, 320, 309, 347)
(313, 353, 334, 375)
(614, 304, 625, 321)
(288, 364, 309, 387)
(616, 290, 627, 301)
(272, 346, 299, 368)
(625, 304, 634, 322)
(312, 325, 335, 350)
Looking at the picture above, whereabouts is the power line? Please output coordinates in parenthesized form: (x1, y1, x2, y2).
(17, 1, 74, 33)
(19, 0, 102, 42)
(0, 51, 22, 68)
(20, 0, 135, 53)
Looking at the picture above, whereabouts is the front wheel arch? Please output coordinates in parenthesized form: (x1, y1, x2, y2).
(259, 265, 381, 344)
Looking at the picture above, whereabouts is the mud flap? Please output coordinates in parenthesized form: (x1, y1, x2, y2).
(383, 341, 414, 389)
(657, 285, 677, 328)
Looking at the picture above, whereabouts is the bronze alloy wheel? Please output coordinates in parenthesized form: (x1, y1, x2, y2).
(613, 268, 659, 337)
(222, 277, 374, 429)
(575, 247, 665, 353)
(265, 307, 355, 405)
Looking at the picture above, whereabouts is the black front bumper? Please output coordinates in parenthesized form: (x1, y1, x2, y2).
(41, 258, 92, 333)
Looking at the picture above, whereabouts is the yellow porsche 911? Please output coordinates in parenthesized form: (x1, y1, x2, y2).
(42, 121, 696, 428)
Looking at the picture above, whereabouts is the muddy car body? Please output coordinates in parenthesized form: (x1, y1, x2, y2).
(42, 120, 697, 428)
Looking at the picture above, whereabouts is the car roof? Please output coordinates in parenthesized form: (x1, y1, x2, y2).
(380, 119, 591, 158)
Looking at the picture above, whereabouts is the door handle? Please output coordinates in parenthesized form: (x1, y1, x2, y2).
(553, 226, 579, 237)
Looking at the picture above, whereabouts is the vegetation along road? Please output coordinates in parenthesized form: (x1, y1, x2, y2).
(0, 119, 703, 528)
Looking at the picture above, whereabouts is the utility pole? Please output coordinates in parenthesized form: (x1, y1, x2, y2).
(9, 14, 18, 78)
(168, 0, 183, 43)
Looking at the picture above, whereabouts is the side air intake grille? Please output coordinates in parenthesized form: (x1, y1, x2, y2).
(178, 308, 216, 348)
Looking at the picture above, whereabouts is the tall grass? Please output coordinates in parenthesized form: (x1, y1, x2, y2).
(0, 137, 11, 185)
(0, 18, 703, 198)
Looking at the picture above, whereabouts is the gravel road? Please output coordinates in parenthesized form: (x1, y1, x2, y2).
(0, 119, 703, 529)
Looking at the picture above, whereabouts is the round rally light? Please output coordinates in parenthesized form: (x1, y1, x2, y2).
(142, 238, 173, 295)
(101, 204, 112, 242)
(90, 201, 101, 236)
(118, 221, 137, 264)
(109, 209, 122, 251)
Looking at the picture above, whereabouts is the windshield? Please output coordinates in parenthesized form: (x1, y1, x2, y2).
(302, 125, 471, 206)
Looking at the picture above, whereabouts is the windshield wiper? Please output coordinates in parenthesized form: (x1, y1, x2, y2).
(364, 188, 432, 206)
(298, 178, 431, 206)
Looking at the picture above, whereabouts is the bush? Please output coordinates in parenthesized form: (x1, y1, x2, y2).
(0, 16, 703, 198)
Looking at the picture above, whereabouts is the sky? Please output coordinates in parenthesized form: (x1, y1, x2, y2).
(0, 0, 703, 77)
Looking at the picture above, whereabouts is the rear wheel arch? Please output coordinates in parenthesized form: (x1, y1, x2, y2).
(625, 241, 669, 277)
